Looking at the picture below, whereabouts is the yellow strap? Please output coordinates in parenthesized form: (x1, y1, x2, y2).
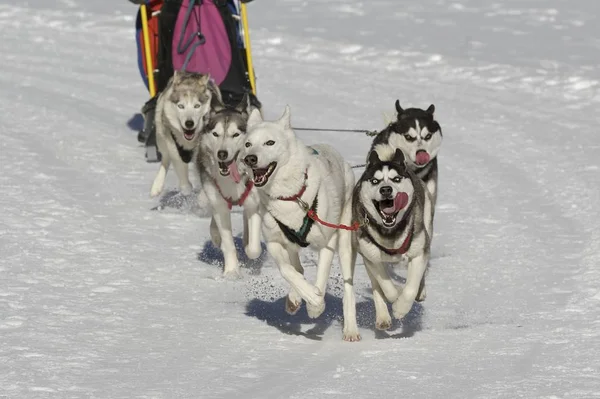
(140, 4, 157, 97)
(240, 2, 256, 95)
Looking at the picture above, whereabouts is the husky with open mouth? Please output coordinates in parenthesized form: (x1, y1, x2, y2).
(195, 94, 262, 278)
(338, 149, 434, 341)
(242, 105, 355, 320)
(370, 100, 442, 208)
(150, 70, 220, 198)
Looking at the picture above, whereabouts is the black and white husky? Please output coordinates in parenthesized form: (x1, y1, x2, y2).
(150, 71, 220, 198)
(194, 94, 261, 278)
(369, 100, 442, 207)
(338, 149, 433, 341)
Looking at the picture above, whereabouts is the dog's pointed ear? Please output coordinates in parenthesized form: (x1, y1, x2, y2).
(210, 92, 226, 114)
(247, 107, 263, 127)
(199, 73, 211, 86)
(392, 148, 405, 165)
(235, 93, 250, 115)
(277, 105, 292, 130)
(368, 150, 381, 165)
(395, 100, 404, 115)
(208, 80, 223, 105)
(173, 69, 182, 83)
(426, 104, 435, 115)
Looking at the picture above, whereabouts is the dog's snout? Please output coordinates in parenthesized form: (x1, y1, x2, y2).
(217, 150, 228, 161)
(184, 120, 194, 129)
(379, 186, 393, 197)
(244, 154, 258, 167)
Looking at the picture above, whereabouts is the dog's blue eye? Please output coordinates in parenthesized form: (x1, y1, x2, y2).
(424, 133, 432, 140)
(403, 134, 415, 142)
(177, 104, 184, 109)
(212, 132, 218, 137)
(265, 140, 275, 146)
(370, 178, 379, 185)
(245, 142, 251, 148)
(232, 133, 240, 138)
(392, 176, 402, 183)
(194, 104, 201, 109)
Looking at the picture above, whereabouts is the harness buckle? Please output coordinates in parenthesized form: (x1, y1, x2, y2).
(296, 198, 310, 212)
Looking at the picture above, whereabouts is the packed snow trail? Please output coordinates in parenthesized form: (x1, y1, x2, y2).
(1, 1, 599, 398)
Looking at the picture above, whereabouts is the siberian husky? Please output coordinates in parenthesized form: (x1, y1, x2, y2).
(369, 100, 442, 207)
(242, 105, 355, 318)
(194, 94, 262, 278)
(150, 70, 220, 198)
(338, 149, 433, 341)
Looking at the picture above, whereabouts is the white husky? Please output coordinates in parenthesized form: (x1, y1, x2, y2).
(194, 94, 262, 278)
(242, 106, 355, 318)
(150, 70, 219, 197)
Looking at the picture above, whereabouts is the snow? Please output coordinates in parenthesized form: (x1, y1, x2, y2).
(1, 0, 599, 397)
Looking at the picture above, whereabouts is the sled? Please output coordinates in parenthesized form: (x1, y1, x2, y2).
(135, 0, 258, 102)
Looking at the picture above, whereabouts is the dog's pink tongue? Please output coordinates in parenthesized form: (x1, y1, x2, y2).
(394, 192, 409, 211)
(382, 192, 409, 214)
(415, 151, 430, 165)
(228, 161, 241, 183)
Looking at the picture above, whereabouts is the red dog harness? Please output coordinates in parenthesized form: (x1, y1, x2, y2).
(214, 179, 254, 210)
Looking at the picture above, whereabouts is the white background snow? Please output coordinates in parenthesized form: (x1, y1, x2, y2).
(1, 0, 599, 397)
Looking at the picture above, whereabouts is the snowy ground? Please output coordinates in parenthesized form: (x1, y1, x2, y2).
(1, 0, 599, 398)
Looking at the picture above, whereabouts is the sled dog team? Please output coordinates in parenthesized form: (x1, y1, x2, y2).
(150, 71, 443, 341)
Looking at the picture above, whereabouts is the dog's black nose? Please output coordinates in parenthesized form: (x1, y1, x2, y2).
(379, 186, 393, 197)
(217, 150, 228, 161)
(244, 154, 257, 167)
(184, 120, 194, 129)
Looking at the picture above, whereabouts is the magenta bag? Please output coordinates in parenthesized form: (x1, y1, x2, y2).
(172, 0, 232, 85)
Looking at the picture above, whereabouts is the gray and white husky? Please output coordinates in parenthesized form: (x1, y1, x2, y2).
(194, 94, 261, 278)
(242, 105, 355, 319)
(369, 100, 442, 207)
(150, 70, 220, 197)
(338, 149, 433, 341)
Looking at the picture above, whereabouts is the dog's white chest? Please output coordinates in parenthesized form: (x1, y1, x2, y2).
(358, 238, 404, 264)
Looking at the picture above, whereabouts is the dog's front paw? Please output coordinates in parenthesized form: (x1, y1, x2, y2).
(285, 294, 302, 315)
(392, 296, 414, 320)
(342, 329, 361, 342)
(303, 286, 324, 309)
(244, 244, 262, 260)
(375, 316, 392, 330)
(306, 297, 325, 319)
(222, 268, 242, 280)
(150, 183, 164, 198)
(180, 184, 193, 196)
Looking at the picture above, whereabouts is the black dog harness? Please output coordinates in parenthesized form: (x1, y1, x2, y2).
(170, 132, 194, 164)
(274, 196, 318, 248)
(270, 169, 318, 247)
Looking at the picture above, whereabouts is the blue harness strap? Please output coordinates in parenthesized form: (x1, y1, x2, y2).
(176, 0, 206, 71)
